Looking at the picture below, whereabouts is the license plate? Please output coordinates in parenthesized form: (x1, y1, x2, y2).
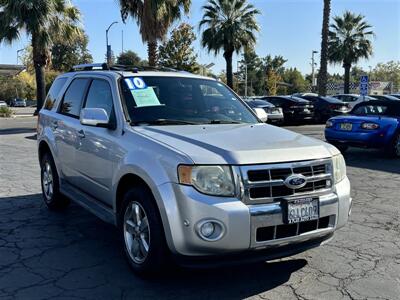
(340, 123, 352, 131)
(284, 198, 319, 224)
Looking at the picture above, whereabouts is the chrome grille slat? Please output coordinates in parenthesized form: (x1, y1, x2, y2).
(240, 159, 333, 204)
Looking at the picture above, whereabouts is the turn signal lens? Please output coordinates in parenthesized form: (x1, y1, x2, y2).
(326, 120, 333, 128)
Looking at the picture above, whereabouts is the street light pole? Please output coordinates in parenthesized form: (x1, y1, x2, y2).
(311, 50, 318, 90)
(106, 21, 118, 65)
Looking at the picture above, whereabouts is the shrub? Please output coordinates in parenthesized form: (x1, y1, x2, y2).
(0, 107, 14, 118)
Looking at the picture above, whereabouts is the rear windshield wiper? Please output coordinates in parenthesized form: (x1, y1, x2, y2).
(131, 119, 200, 126)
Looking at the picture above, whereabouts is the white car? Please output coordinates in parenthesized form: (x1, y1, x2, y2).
(332, 94, 377, 109)
(0, 101, 8, 108)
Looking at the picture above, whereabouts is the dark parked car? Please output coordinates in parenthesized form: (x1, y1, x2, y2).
(390, 94, 400, 99)
(263, 96, 314, 123)
(244, 99, 284, 124)
(368, 95, 399, 101)
(298, 95, 351, 123)
(325, 100, 400, 156)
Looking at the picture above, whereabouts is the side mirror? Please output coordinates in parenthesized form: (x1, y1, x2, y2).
(254, 108, 268, 123)
(80, 108, 111, 128)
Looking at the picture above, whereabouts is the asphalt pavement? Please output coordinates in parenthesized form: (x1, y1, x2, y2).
(0, 118, 399, 300)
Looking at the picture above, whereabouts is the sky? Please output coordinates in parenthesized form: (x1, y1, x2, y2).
(0, 0, 399, 76)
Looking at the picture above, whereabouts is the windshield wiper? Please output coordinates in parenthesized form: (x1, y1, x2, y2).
(131, 119, 200, 126)
(208, 120, 242, 124)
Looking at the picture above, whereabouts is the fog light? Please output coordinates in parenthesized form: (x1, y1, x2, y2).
(200, 222, 215, 238)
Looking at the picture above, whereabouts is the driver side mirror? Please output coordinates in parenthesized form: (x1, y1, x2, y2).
(80, 108, 112, 128)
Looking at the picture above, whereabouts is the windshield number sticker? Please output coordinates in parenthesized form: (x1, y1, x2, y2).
(125, 77, 147, 90)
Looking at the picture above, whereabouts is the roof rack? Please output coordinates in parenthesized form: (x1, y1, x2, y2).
(70, 63, 190, 74)
(70, 63, 109, 72)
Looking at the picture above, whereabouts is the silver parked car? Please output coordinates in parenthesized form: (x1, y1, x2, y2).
(37, 64, 351, 275)
(245, 98, 284, 124)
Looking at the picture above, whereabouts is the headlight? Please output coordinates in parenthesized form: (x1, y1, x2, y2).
(361, 122, 380, 130)
(178, 165, 235, 196)
(332, 154, 346, 184)
(326, 120, 333, 128)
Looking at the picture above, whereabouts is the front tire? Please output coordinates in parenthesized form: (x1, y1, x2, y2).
(40, 153, 69, 210)
(119, 187, 169, 276)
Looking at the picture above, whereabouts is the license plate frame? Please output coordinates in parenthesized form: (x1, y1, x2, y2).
(282, 197, 319, 224)
(340, 123, 353, 131)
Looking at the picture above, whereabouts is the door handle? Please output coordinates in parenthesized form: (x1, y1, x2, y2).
(77, 129, 85, 138)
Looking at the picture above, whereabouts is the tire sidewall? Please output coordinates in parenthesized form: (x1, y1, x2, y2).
(119, 187, 167, 275)
(40, 153, 59, 205)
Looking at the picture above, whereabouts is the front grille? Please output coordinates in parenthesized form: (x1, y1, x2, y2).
(256, 215, 333, 242)
(241, 159, 333, 204)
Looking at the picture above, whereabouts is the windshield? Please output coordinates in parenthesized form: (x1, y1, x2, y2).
(121, 76, 258, 125)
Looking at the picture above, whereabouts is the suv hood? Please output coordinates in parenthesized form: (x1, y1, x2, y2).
(135, 123, 339, 164)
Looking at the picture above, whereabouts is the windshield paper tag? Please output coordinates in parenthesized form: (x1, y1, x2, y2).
(131, 88, 161, 107)
(125, 77, 147, 90)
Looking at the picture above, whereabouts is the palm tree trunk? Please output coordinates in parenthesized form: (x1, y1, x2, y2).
(343, 63, 351, 94)
(224, 50, 234, 88)
(147, 40, 158, 67)
(32, 34, 47, 113)
(318, 0, 331, 96)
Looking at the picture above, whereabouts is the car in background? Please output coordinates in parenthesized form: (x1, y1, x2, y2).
(325, 100, 400, 156)
(0, 101, 8, 108)
(369, 95, 399, 101)
(244, 99, 284, 124)
(11, 98, 27, 107)
(331, 94, 377, 109)
(298, 95, 351, 123)
(263, 96, 314, 123)
(390, 94, 400, 99)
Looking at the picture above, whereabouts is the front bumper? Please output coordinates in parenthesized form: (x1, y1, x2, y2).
(158, 177, 351, 257)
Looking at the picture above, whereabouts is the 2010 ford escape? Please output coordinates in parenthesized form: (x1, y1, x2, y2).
(37, 63, 351, 274)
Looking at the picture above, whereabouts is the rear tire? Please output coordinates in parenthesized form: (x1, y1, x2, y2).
(386, 132, 400, 158)
(40, 153, 70, 210)
(119, 186, 170, 276)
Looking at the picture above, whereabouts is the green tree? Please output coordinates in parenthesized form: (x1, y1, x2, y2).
(51, 34, 93, 72)
(350, 66, 367, 81)
(328, 11, 374, 94)
(262, 55, 287, 95)
(118, 0, 191, 66)
(199, 0, 260, 88)
(371, 61, 400, 91)
(317, 0, 331, 96)
(117, 50, 143, 66)
(158, 23, 199, 72)
(282, 68, 308, 94)
(0, 0, 83, 110)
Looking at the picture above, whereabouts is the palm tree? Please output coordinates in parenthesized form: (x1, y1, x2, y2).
(199, 0, 260, 88)
(317, 0, 331, 96)
(328, 11, 374, 94)
(119, 0, 191, 66)
(0, 0, 82, 111)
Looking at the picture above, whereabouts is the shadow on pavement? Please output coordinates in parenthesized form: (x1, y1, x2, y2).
(0, 193, 307, 298)
(0, 127, 36, 135)
(343, 148, 400, 174)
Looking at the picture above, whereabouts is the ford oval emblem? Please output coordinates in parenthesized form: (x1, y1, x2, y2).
(284, 174, 307, 189)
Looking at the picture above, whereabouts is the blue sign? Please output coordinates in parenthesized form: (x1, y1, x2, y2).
(360, 75, 369, 96)
(124, 77, 147, 90)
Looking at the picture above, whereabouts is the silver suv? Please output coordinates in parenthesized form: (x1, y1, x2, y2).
(37, 64, 351, 275)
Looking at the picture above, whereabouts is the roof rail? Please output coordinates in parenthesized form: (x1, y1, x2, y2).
(70, 63, 109, 72)
(70, 63, 193, 74)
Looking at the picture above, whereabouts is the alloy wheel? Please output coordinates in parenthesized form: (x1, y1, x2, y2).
(42, 162, 53, 201)
(123, 201, 150, 264)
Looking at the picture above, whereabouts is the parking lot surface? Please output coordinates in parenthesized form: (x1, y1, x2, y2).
(0, 118, 399, 300)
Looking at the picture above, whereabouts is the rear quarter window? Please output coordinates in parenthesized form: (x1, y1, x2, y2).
(353, 104, 389, 116)
(43, 78, 67, 110)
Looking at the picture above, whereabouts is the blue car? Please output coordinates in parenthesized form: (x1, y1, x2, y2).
(325, 100, 400, 157)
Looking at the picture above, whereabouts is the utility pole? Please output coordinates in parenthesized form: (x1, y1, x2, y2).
(311, 50, 318, 90)
(106, 21, 118, 65)
(244, 63, 248, 97)
(121, 30, 124, 54)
